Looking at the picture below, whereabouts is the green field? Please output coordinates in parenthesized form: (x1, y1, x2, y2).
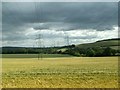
(2, 55, 118, 88)
(2, 54, 73, 58)
(77, 39, 119, 49)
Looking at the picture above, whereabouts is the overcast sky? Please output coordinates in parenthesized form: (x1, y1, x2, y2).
(2, 2, 118, 47)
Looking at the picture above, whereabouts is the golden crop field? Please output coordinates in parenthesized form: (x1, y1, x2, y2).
(2, 57, 118, 88)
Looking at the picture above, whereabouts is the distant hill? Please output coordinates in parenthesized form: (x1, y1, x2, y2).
(76, 38, 119, 50)
(1, 38, 120, 54)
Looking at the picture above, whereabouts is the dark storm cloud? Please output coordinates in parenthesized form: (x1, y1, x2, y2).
(3, 2, 118, 31)
(2, 2, 118, 46)
(36, 2, 116, 31)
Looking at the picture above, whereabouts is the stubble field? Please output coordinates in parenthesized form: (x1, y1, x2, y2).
(2, 56, 118, 88)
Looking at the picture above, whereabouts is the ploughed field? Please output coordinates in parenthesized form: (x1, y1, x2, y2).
(2, 55, 118, 88)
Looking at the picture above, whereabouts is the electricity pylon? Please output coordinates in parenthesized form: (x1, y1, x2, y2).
(37, 33, 43, 60)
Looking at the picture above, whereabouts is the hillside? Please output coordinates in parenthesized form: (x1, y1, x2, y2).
(76, 38, 119, 50)
(1, 38, 120, 55)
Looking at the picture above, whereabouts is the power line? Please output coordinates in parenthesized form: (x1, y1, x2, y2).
(37, 34, 43, 60)
(34, 1, 43, 60)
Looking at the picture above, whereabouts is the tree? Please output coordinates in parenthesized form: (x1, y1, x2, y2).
(92, 47, 104, 56)
(86, 48, 95, 57)
(103, 47, 112, 56)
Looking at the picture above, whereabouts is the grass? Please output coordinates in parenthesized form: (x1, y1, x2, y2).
(2, 54, 73, 58)
(2, 56, 118, 88)
(77, 39, 119, 49)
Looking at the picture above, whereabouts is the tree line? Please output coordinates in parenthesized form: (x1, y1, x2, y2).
(62, 46, 119, 57)
(2, 45, 120, 57)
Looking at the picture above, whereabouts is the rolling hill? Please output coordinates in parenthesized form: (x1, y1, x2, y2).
(76, 38, 119, 50)
(1, 38, 120, 55)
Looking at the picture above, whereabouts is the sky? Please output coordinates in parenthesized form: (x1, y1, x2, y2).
(2, 2, 118, 47)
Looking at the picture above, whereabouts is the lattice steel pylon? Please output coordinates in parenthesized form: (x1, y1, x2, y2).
(37, 34, 43, 60)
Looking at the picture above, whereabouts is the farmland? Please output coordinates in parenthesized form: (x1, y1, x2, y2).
(2, 54, 73, 58)
(2, 55, 118, 88)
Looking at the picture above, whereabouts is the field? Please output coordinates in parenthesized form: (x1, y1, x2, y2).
(77, 39, 119, 50)
(2, 55, 118, 88)
(2, 54, 73, 58)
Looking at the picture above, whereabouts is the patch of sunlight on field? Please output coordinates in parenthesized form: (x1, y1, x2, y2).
(2, 57, 118, 88)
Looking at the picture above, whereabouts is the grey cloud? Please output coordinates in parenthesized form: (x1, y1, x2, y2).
(3, 2, 118, 31)
(2, 2, 118, 46)
(35, 2, 117, 31)
(69, 35, 97, 39)
(33, 23, 51, 30)
(2, 31, 29, 41)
